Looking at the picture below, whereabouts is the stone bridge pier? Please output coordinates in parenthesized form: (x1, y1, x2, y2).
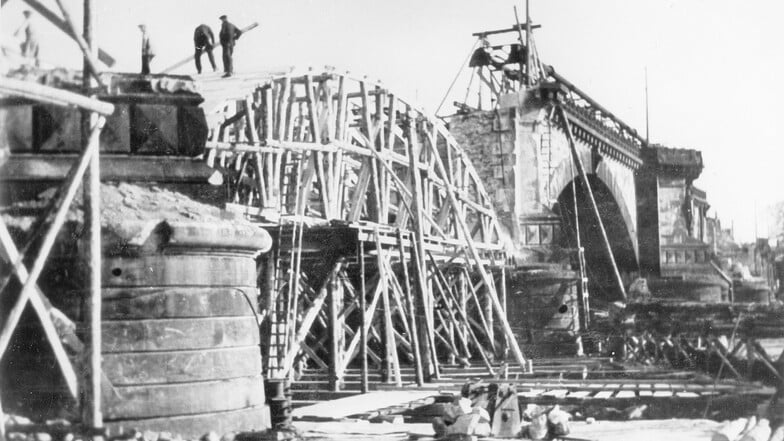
(449, 87, 642, 304)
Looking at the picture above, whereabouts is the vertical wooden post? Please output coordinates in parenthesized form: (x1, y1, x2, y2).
(81, 0, 102, 434)
(0, 393, 5, 441)
(483, 282, 495, 353)
(397, 229, 423, 386)
(406, 110, 437, 380)
(558, 106, 627, 300)
(358, 239, 369, 393)
(327, 269, 342, 392)
(458, 270, 469, 359)
(374, 229, 401, 386)
(500, 266, 509, 357)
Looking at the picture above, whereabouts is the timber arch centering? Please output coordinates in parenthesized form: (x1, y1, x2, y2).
(199, 68, 527, 385)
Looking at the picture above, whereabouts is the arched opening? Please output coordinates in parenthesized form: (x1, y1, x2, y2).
(555, 175, 638, 304)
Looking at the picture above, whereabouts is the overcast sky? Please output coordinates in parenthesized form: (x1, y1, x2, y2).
(2, 0, 782, 242)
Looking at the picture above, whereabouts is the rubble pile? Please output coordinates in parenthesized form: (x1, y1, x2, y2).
(429, 380, 575, 440)
(712, 417, 784, 441)
(1, 415, 242, 441)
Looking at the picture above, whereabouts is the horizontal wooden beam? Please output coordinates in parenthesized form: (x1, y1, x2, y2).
(0, 77, 114, 115)
(472, 23, 541, 37)
(0, 154, 214, 182)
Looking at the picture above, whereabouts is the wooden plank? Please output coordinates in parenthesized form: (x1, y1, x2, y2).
(653, 391, 674, 397)
(566, 390, 591, 398)
(542, 389, 569, 398)
(291, 390, 435, 419)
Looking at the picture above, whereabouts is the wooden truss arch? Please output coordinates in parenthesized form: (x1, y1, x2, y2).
(205, 69, 504, 255)
(202, 69, 526, 385)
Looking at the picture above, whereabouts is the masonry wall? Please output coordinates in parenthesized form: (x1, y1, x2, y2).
(449, 107, 525, 257)
(656, 176, 712, 276)
(635, 164, 661, 275)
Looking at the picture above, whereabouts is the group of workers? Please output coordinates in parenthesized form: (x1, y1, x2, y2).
(140, 15, 244, 77)
(12, 9, 245, 78)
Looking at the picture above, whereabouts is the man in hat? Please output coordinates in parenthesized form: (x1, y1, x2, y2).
(193, 24, 217, 74)
(138, 24, 155, 75)
(219, 15, 242, 78)
(14, 10, 39, 67)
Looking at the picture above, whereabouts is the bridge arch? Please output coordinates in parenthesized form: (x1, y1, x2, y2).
(547, 139, 639, 264)
(545, 131, 639, 300)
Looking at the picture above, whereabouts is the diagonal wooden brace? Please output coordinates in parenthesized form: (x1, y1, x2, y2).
(0, 118, 103, 357)
(277, 259, 344, 378)
(0, 220, 78, 399)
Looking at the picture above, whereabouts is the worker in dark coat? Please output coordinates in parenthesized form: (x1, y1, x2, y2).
(219, 15, 242, 78)
(138, 24, 155, 75)
(193, 24, 216, 74)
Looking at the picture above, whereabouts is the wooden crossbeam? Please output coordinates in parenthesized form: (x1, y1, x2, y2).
(277, 259, 344, 378)
(460, 265, 497, 354)
(0, 118, 103, 366)
(340, 268, 385, 374)
(428, 255, 494, 374)
(0, 221, 78, 398)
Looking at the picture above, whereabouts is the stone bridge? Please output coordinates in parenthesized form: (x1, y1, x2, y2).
(448, 68, 716, 301)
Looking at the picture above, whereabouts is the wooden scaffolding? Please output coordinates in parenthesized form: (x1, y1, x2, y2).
(203, 69, 528, 389)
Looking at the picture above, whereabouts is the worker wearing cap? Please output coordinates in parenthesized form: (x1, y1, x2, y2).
(193, 24, 217, 74)
(14, 10, 39, 67)
(138, 24, 155, 75)
(219, 15, 242, 78)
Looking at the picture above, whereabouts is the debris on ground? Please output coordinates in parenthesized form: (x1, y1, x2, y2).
(711, 417, 784, 441)
(431, 380, 576, 439)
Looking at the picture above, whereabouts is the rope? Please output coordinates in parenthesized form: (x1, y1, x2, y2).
(435, 38, 480, 117)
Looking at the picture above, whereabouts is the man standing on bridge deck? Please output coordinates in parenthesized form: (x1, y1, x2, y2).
(219, 15, 242, 78)
(138, 24, 155, 75)
(193, 24, 217, 74)
(14, 10, 39, 67)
